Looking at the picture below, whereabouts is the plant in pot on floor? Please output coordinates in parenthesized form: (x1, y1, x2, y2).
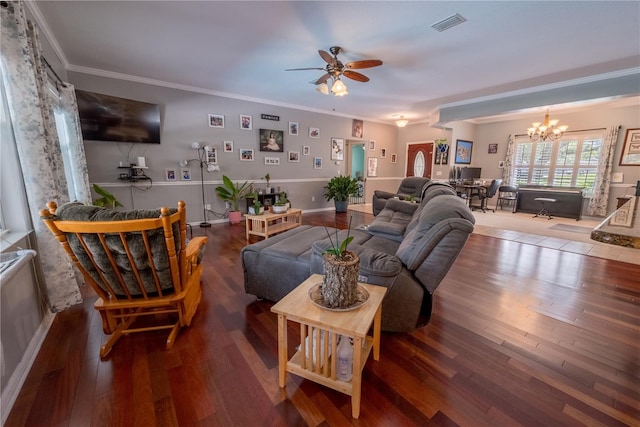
(215, 175, 251, 224)
(324, 175, 359, 213)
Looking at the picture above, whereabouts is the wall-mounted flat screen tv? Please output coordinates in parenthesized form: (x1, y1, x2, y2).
(75, 90, 161, 144)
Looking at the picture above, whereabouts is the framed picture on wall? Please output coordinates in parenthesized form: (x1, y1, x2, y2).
(313, 157, 323, 169)
(264, 157, 280, 165)
(259, 129, 284, 152)
(208, 114, 224, 128)
(455, 139, 473, 164)
(240, 115, 252, 130)
(391, 154, 397, 164)
(240, 148, 254, 161)
(619, 128, 640, 166)
(303, 145, 310, 155)
(224, 141, 234, 152)
(367, 157, 378, 177)
(165, 168, 177, 181)
(180, 168, 192, 181)
(288, 151, 300, 162)
(309, 127, 320, 139)
(488, 143, 498, 154)
(380, 148, 387, 159)
(206, 147, 218, 164)
(289, 122, 299, 136)
(352, 119, 363, 138)
(331, 137, 344, 161)
(368, 140, 375, 150)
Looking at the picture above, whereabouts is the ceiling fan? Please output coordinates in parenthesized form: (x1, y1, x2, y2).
(286, 46, 383, 96)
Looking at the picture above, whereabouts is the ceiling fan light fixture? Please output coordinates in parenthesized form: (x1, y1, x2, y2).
(331, 77, 347, 95)
(395, 116, 409, 127)
(316, 82, 329, 95)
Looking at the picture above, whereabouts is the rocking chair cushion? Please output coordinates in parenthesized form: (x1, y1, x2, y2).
(54, 202, 181, 297)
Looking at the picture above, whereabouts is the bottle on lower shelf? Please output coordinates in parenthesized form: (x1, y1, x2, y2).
(336, 335, 353, 382)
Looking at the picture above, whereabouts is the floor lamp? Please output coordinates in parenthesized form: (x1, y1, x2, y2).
(180, 142, 220, 228)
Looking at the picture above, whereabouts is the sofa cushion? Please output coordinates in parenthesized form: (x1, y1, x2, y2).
(367, 199, 418, 242)
(54, 202, 180, 296)
(396, 196, 474, 270)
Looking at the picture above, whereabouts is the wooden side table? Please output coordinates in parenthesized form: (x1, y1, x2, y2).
(245, 208, 302, 240)
(271, 274, 387, 418)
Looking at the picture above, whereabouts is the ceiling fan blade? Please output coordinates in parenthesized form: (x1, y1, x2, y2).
(314, 73, 331, 85)
(318, 49, 335, 64)
(343, 70, 370, 82)
(345, 59, 383, 69)
(286, 67, 326, 71)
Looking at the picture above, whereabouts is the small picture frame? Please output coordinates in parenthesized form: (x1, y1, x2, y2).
(331, 137, 344, 161)
(288, 151, 300, 162)
(240, 148, 254, 161)
(224, 140, 234, 152)
(380, 148, 387, 159)
(367, 157, 378, 177)
(206, 147, 218, 164)
(208, 114, 224, 128)
(289, 122, 299, 136)
(240, 115, 252, 130)
(180, 168, 192, 181)
(498, 160, 505, 169)
(391, 154, 397, 164)
(488, 143, 498, 154)
(369, 140, 375, 150)
(264, 157, 280, 165)
(309, 127, 320, 139)
(619, 128, 640, 166)
(352, 119, 363, 138)
(313, 157, 323, 169)
(165, 168, 177, 181)
(303, 145, 310, 156)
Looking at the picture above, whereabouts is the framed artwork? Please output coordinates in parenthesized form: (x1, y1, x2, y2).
(224, 140, 234, 152)
(303, 145, 310, 155)
(352, 119, 363, 138)
(206, 147, 218, 164)
(610, 196, 636, 226)
(367, 157, 378, 177)
(488, 143, 498, 154)
(434, 150, 448, 165)
(619, 128, 640, 166)
(208, 114, 224, 128)
(455, 139, 473, 164)
(240, 115, 252, 130)
(180, 168, 192, 181)
(165, 168, 177, 181)
(313, 157, 323, 169)
(289, 122, 299, 136)
(391, 153, 397, 164)
(380, 148, 387, 159)
(264, 157, 280, 165)
(309, 127, 320, 139)
(498, 160, 505, 169)
(368, 140, 375, 150)
(331, 137, 344, 161)
(288, 151, 300, 162)
(259, 128, 284, 152)
(240, 148, 254, 161)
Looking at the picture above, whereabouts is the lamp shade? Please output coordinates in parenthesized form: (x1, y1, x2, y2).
(331, 78, 347, 95)
(395, 116, 409, 127)
(316, 83, 329, 95)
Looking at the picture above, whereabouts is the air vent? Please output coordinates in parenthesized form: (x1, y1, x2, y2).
(431, 13, 467, 32)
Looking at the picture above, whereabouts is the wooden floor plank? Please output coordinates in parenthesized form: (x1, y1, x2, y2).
(5, 211, 640, 426)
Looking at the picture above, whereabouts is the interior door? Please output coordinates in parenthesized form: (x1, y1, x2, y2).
(406, 143, 433, 178)
(345, 140, 366, 203)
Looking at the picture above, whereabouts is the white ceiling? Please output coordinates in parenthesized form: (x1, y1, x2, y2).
(30, 1, 640, 125)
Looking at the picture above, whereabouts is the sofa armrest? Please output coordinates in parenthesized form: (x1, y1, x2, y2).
(373, 190, 397, 200)
(311, 241, 402, 278)
(383, 199, 420, 215)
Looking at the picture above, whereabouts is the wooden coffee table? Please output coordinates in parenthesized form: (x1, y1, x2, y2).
(245, 208, 302, 240)
(271, 274, 386, 418)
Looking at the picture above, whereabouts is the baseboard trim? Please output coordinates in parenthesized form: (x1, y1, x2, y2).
(1, 311, 55, 426)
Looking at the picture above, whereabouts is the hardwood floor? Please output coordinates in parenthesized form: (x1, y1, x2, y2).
(6, 211, 640, 426)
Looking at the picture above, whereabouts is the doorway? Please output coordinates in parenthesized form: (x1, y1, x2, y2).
(406, 142, 433, 178)
(345, 140, 366, 204)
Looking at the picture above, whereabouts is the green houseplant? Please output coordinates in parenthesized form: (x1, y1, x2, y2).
(92, 184, 123, 209)
(215, 175, 251, 223)
(324, 175, 359, 213)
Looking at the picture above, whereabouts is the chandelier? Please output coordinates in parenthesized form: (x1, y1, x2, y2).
(527, 109, 568, 142)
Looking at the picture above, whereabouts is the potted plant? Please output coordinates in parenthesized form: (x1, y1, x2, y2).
(262, 173, 272, 194)
(272, 196, 288, 214)
(435, 137, 449, 153)
(324, 175, 358, 213)
(215, 175, 251, 224)
(321, 216, 359, 308)
(92, 184, 123, 209)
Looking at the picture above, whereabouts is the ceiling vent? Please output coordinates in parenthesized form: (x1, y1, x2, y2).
(431, 13, 467, 32)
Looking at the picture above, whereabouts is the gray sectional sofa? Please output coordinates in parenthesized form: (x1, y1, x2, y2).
(241, 182, 475, 332)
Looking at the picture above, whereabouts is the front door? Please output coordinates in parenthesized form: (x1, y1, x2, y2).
(406, 143, 433, 178)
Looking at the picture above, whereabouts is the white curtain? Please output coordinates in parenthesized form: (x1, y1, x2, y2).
(502, 134, 516, 186)
(587, 125, 621, 216)
(1, 1, 86, 311)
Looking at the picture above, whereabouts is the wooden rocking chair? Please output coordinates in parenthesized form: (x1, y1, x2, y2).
(40, 200, 207, 357)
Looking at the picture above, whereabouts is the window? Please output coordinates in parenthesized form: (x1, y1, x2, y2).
(512, 132, 603, 194)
